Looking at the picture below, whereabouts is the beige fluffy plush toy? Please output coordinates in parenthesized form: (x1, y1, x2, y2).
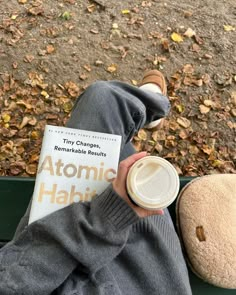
(176, 174, 236, 289)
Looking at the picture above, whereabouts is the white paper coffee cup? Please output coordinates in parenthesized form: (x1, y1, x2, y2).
(126, 156, 179, 210)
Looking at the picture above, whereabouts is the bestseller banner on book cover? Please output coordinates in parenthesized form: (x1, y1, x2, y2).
(29, 125, 122, 224)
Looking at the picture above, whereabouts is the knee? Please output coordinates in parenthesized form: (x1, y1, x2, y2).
(86, 81, 111, 95)
(82, 81, 114, 106)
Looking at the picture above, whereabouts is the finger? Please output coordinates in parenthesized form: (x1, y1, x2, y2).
(117, 152, 147, 182)
(120, 151, 147, 170)
(144, 209, 165, 217)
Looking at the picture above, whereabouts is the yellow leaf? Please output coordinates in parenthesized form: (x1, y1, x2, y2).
(223, 25, 235, 31)
(175, 104, 185, 113)
(41, 90, 49, 99)
(131, 80, 138, 86)
(171, 32, 183, 43)
(137, 129, 147, 140)
(107, 64, 117, 73)
(122, 9, 130, 14)
(2, 114, 11, 123)
(30, 131, 40, 140)
(11, 15, 18, 20)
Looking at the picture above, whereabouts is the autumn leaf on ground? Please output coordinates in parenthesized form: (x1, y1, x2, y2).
(177, 117, 191, 128)
(87, 4, 96, 13)
(184, 28, 196, 38)
(171, 32, 183, 43)
(61, 11, 71, 20)
(2, 114, 11, 123)
(121, 9, 130, 14)
(107, 64, 117, 73)
(46, 45, 55, 54)
(131, 80, 138, 86)
(138, 129, 147, 140)
(223, 25, 235, 31)
(183, 64, 194, 74)
(199, 104, 211, 114)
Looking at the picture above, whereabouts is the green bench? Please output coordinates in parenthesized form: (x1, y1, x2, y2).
(0, 176, 234, 294)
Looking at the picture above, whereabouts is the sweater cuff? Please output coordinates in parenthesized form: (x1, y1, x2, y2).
(92, 185, 139, 231)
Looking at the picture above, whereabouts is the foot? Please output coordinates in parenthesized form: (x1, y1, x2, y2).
(139, 70, 167, 131)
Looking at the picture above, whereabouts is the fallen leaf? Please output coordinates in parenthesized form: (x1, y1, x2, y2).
(87, 4, 96, 13)
(193, 35, 204, 45)
(231, 92, 236, 105)
(202, 74, 211, 84)
(65, 81, 80, 97)
(184, 28, 196, 38)
(19, 117, 31, 129)
(28, 6, 44, 15)
(41, 90, 49, 99)
(189, 145, 200, 155)
(138, 129, 147, 140)
(30, 130, 40, 140)
(192, 78, 203, 87)
(61, 11, 71, 20)
(90, 29, 99, 34)
(152, 130, 166, 141)
(24, 55, 34, 63)
(184, 11, 193, 18)
(161, 38, 170, 51)
(18, 0, 27, 3)
(107, 64, 117, 73)
(199, 104, 210, 114)
(155, 143, 163, 153)
(10, 162, 25, 175)
(204, 54, 213, 59)
(131, 80, 138, 86)
(191, 43, 201, 52)
(231, 109, 236, 117)
(63, 102, 73, 113)
(175, 104, 185, 113)
(183, 64, 194, 74)
(121, 9, 130, 14)
(83, 64, 91, 72)
(214, 73, 232, 86)
(133, 140, 143, 152)
(26, 164, 37, 175)
(201, 144, 214, 155)
(79, 73, 88, 80)
(12, 61, 18, 69)
(227, 121, 236, 129)
(179, 130, 188, 139)
(46, 44, 55, 54)
(223, 25, 235, 31)
(2, 114, 11, 123)
(171, 32, 183, 43)
(11, 14, 18, 20)
(203, 100, 214, 107)
(177, 117, 191, 128)
(142, 1, 152, 7)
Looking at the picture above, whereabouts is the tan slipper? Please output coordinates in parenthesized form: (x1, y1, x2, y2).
(140, 70, 167, 130)
(140, 70, 167, 96)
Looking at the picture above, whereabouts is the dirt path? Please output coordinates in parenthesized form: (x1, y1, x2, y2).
(0, 0, 235, 176)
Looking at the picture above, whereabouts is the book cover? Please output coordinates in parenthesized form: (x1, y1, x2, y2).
(28, 125, 121, 224)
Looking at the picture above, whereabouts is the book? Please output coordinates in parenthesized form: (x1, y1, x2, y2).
(28, 125, 121, 224)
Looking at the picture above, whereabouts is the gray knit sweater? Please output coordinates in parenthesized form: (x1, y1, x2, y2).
(0, 186, 192, 295)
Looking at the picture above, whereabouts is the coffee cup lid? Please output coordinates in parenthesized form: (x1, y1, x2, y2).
(127, 156, 180, 210)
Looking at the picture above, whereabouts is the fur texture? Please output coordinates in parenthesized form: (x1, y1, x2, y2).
(176, 174, 236, 289)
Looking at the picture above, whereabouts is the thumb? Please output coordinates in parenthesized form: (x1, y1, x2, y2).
(117, 152, 147, 183)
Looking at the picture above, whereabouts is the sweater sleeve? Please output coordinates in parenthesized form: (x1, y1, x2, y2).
(0, 185, 139, 295)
